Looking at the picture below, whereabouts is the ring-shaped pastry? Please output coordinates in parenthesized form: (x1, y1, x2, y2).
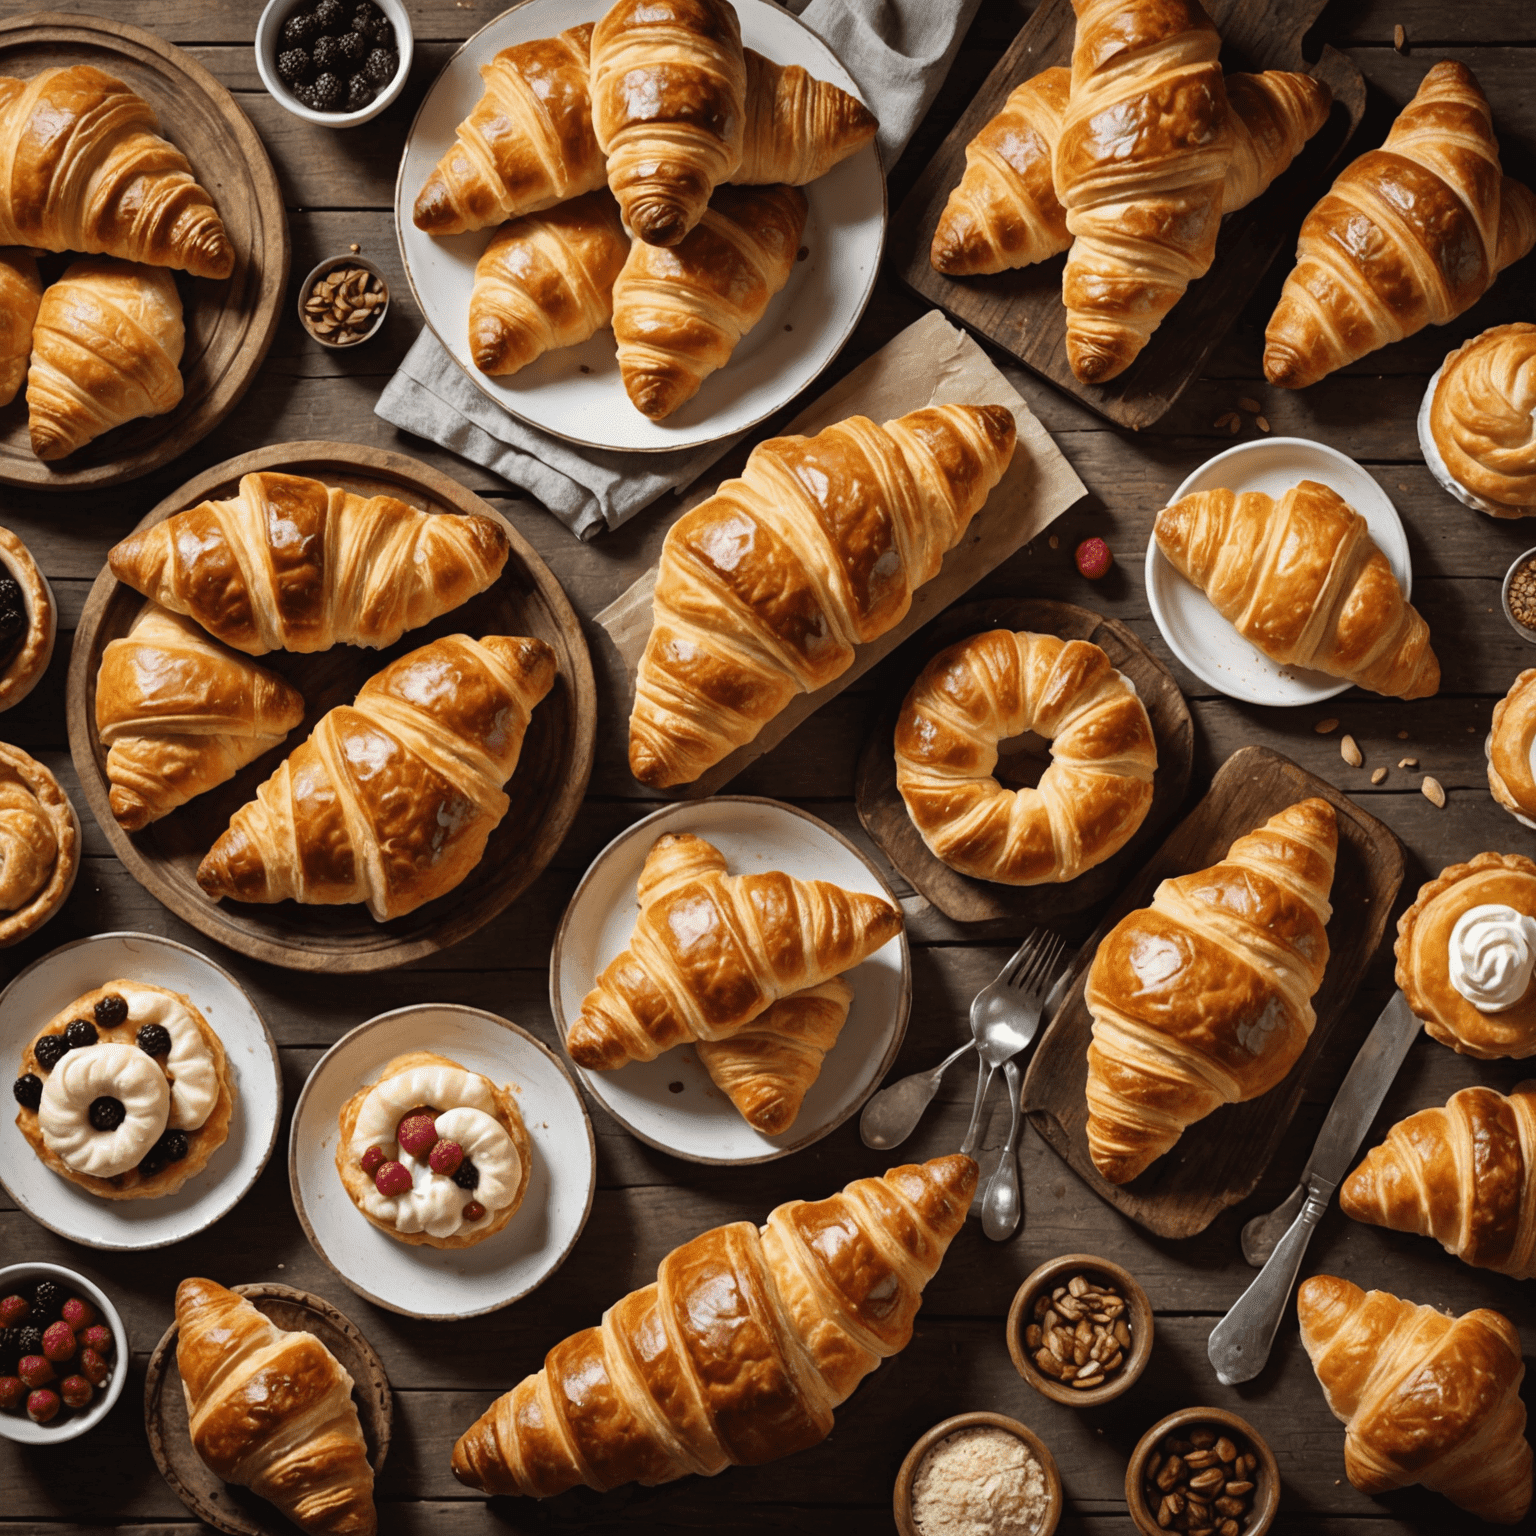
(38, 1042, 170, 1178)
(0, 742, 80, 948)
(0, 525, 56, 712)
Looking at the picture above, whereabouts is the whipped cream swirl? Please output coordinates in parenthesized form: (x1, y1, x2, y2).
(1448, 903, 1536, 1012)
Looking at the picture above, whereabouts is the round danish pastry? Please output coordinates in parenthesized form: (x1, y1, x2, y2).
(1488, 669, 1536, 828)
(0, 741, 79, 949)
(893, 629, 1157, 884)
(336, 1050, 531, 1250)
(0, 525, 56, 713)
(12, 980, 235, 1198)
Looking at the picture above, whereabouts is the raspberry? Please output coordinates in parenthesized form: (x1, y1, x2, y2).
(94, 994, 128, 1029)
(79, 1349, 109, 1387)
(0, 1376, 22, 1411)
(345, 75, 374, 112)
(60, 1298, 94, 1331)
(359, 1145, 386, 1177)
(80, 1325, 113, 1356)
(33, 1034, 67, 1071)
(364, 47, 397, 85)
(462, 1200, 486, 1222)
(89, 1096, 126, 1132)
(0, 1296, 29, 1328)
(396, 1110, 437, 1158)
(282, 12, 318, 47)
(452, 1158, 479, 1191)
(30, 1281, 61, 1320)
(12, 1074, 41, 1110)
(1074, 537, 1113, 580)
(15, 1327, 42, 1356)
(311, 72, 344, 111)
(312, 33, 342, 70)
(315, 0, 347, 26)
(374, 1160, 412, 1197)
(18, 1355, 54, 1388)
(26, 1388, 59, 1424)
(59, 1375, 92, 1409)
(64, 1018, 98, 1050)
(41, 1323, 75, 1362)
(136, 1023, 171, 1057)
(428, 1139, 463, 1177)
(278, 47, 311, 86)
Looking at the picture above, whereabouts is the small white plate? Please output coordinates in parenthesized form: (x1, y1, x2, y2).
(551, 796, 910, 1164)
(289, 1005, 595, 1319)
(0, 933, 281, 1251)
(1144, 437, 1413, 706)
(393, 0, 886, 453)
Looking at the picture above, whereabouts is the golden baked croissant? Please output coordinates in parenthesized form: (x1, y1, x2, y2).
(109, 472, 509, 656)
(613, 182, 807, 419)
(1341, 1081, 1536, 1279)
(591, 0, 747, 247)
(735, 50, 876, 185)
(196, 634, 555, 922)
(1155, 480, 1440, 699)
(695, 976, 853, 1135)
(0, 248, 40, 406)
(468, 191, 629, 376)
(175, 1277, 376, 1536)
(629, 403, 1018, 788)
(567, 832, 900, 1072)
(1298, 1275, 1532, 1524)
(451, 1154, 976, 1497)
(26, 257, 184, 461)
(1085, 798, 1337, 1184)
(0, 66, 233, 278)
(1427, 323, 1536, 516)
(95, 603, 305, 833)
(1266, 61, 1536, 389)
(1221, 70, 1332, 212)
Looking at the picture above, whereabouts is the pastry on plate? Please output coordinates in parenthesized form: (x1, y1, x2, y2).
(0, 247, 40, 406)
(0, 741, 78, 948)
(1395, 852, 1536, 1059)
(735, 49, 875, 185)
(1489, 670, 1536, 826)
(894, 629, 1157, 885)
(1298, 1275, 1531, 1524)
(451, 1154, 976, 1497)
(0, 524, 56, 712)
(12, 980, 234, 1199)
(336, 1049, 531, 1249)
(1085, 798, 1337, 1184)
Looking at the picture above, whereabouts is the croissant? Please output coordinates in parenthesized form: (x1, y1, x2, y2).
(613, 182, 807, 419)
(1298, 1275, 1532, 1524)
(1221, 70, 1332, 213)
(451, 1154, 976, 1497)
(1154, 480, 1440, 700)
(196, 634, 555, 922)
(567, 832, 900, 1072)
(108, 472, 509, 656)
(1266, 61, 1536, 389)
(1085, 798, 1337, 1184)
(591, 0, 747, 247)
(468, 191, 629, 376)
(628, 403, 1018, 788)
(735, 50, 877, 185)
(175, 1277, 376, 1536)
(95, 603, 305, 833)
(0, 66, 233, 278)
(0, 248, 39, 406)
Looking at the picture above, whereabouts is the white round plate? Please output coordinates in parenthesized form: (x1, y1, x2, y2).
(394, 0, 886, 453)
(551, 796, 910, 1163)
(1144, 436, 1413, 706)
(0, 933, 281, 1251)
(289, 1005, 595, 1319)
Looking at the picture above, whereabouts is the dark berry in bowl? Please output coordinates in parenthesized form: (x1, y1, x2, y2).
(315, 0, 347, 27)
(14, 1326, 42, 1357)
(277, 47, 311, 86)
(94, 994, 128, 1030)
(373, 18, 395, 49)
(29, 1282, 61, 1321)
(346, 75, 374, 112)
(452, 1158, 479, 1191)
(33, 1034, 67, 1072)
(88, 1097, 125, 1133)
(0, 573, 25, 663)
(0, 1326, 17, 1366)
(12, 1074, 41, 1111)
(136, 1023, 171, 1057)
(364, 47, 398, 85)
(312, 33, 342, 70)
(64, 1019, 97, 1050)
(311, 72, 344, 111)
(281, 11, 318, 47)
(351, 0, 382, 28)
(339, 28, 366, 63)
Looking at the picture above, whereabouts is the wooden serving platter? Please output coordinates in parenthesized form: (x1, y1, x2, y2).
(0, 12, 288, 489)
(855, 599, 1194, 926)
(887, 0, 1367, 430)
(1020, 745, 1404, 1239)
(65, 442, 597, 973)
(144, 1283, 391, 1536)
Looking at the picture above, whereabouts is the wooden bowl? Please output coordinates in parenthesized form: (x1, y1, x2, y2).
(1125, 1407, 1280, 1536)
(1006, 1253, 1153, 1408)
(66, 441, 596, 973)
(893, 1411, 1062, 1536)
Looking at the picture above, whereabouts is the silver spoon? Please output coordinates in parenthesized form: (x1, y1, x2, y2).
(859, 1041, 974, 1150)
(981, 1057, 1024, 1239)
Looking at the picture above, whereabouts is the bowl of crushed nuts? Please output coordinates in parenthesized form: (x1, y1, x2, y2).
(1501, 548, 1536, 644)
(893, 1410, 1062, 1536)
(256, 0, 412, 128)
(297, 255, 390, 348)
(1126, 1407, 1278, 1536)
(1006, 1253, 1153, 1407)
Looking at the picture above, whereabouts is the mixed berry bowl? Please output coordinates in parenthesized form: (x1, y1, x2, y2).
(255, 0, 413, 127)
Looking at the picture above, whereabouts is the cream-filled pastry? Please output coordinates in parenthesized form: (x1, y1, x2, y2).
(1489, 669, 1536, 827)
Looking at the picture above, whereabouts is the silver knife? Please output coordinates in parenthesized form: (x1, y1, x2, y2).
(1206, 989, 1420, 1386)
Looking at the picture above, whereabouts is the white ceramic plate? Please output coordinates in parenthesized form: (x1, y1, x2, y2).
(551, 796, 910, 1163)
(289, 1005, 595, 1319)
(0, 933, 281, 1251)
(394, 0, 886, 453)
(1144, 437, 1413, 706)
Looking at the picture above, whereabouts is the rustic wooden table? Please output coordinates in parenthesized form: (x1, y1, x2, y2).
(2, 3, 1533, 1533)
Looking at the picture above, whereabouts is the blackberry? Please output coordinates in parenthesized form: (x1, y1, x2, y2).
(0, 573, 24, 656)
(94, 994, 128, 1030)
(315, 0, 347, 27)
(0, 1328, 17, 1372)
(12, 1074, 41, 1111)
(64, 1018, 97, 1050)
(345, 75, 374, 112)
(338, 29, 366, 63)
(15, 1326, 42, 1356)
(277, 47, 311, 85)
(88, 1097, 126, 1133)
(311, 72, 344, 111)
(33, 1034, 67, 1072)
(373, 18, 395, 49)
(312, 33, 343, 70)
(281, 11, 319, 47)
(138, 1146, 168, 1178)
(451, 1158, 479, 1190)
(351, 0, 382, 26)
(29, 1282, 61, 1321)
(136, 1023, 171, 1057)
(363, 47, 397, 85)
(292, 83, 319, 109)
(159, 1130, 189, 1163)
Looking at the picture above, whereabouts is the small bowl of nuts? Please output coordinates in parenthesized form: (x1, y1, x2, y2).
(1006, 1253, 1153, 1407)
(1126, 1407, 1279, 1536)
(1501, 548, 1536, 644)
(298, 255, 390, 348)
(894, 1411, 1063, 1536)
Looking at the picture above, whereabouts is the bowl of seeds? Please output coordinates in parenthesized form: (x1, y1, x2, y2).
(1006, 1253, 1153, 1407)
(297, 255, 390, 348)
(1502, 548, 1536, 644)
(1126, 1407, 1278, 1536)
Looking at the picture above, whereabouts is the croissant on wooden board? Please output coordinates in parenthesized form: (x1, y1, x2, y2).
(108, 472, 509, 655)
(736, 50, 877, 185)
(613, 182, 807, 419)
(567, 832, 900, 1072)
(175, 1277, 376, 1536)
(451, 1154, 976, 1497)
(628, 402, 1018, 788)
(1298, 1275, 1532, 1524)
(196, 634, 555, 922)
(1085, 798, 1337, 1184)
(0, 248, 40, 407)
(1154, 480, 1440, 700)
(1266, 61, 1536, 389)
(0, 66, 233, 279)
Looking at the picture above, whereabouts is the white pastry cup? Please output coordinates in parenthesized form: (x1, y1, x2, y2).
(1418, 350, 1536, 519)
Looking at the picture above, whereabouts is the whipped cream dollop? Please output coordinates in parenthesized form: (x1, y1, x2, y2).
(116, 983, 218, 1130)
(1448, 903, 1536, 1012)
(39, 1042, 170, 1177)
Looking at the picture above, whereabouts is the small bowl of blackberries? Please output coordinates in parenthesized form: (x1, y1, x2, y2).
(256, 0, 412, 127)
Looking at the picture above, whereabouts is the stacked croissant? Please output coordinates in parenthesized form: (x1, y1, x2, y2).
(411, 0, 878, 419)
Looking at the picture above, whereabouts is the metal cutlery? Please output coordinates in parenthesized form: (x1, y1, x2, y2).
(859, 1040, 975, 1150)
(980, 1056, 1025, 1239)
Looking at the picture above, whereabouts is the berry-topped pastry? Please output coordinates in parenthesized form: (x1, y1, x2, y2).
(336, 1050, 530, 1249)
(12, 982, 235, 1198)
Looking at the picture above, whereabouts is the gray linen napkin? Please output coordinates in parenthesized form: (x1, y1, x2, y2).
(375, 0, 984, 540)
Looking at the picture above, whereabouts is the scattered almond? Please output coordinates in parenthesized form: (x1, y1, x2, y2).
(1213, 411, 1239, 431)
(1341, 734, 1363, 767)
(1256, 415, 1271, 432)
(1394, 23, 1406, 51)
(1422, 776, 1446, 808)
(1228, 416, 1241, 434)
(1399, 757, 1418, 768)
(1371, 768, 1387, 784)
(1237, 397, 1261, 414)
(1314, 718, 1339, 735)
(1397, 730, 1409, 740)
(1049, 534, 1060, 550)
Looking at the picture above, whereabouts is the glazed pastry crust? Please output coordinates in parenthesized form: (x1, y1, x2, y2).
(1488, 669, 1536, 822)
(0, 525, 56, 713)
(0, 743, 78, 948)
(1429, 323, 1536, 515)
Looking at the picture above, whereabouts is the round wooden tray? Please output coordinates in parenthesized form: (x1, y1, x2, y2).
(144, 1283, 392, 1536)
(0, 12, 288, 490)
(855, 598, 1194, 926)
(66, 441, 597, 972)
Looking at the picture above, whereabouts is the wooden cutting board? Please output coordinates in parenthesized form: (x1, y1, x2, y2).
(887, 0, 1367, 429)
(1020, 745, 1404, 1239)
